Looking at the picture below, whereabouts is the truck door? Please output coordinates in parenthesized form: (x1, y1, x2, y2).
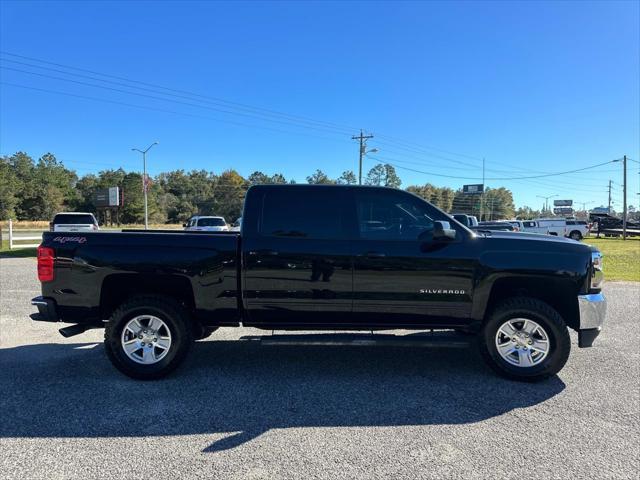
(242, 186, 353, 327)
(351, 188, 475, 327)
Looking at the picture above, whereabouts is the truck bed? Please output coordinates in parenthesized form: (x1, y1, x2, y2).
(39, 230, 241, 326)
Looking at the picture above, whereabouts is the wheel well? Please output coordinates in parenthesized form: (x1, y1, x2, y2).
(486, 277, 579, 331)
(100, 274, 195, 320)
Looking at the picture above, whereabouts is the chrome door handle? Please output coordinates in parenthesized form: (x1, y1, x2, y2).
(248, 250, 279, 256)
(363, 251, 386, 258)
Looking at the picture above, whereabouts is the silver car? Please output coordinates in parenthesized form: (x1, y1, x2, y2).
(50, 212, 99, 232)
(184, 216, 229, 232)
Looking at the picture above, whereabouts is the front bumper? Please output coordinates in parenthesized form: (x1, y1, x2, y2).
(577, 292, 606, 348)
(30, 296, 59, 322)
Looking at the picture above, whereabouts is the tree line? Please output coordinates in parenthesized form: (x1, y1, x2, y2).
(1, 151, 528, 224)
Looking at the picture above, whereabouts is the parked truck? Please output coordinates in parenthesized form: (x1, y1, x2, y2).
(31, 185, 606, 381)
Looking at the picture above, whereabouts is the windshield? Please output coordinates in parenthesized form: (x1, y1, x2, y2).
(197, 217, 225, 227)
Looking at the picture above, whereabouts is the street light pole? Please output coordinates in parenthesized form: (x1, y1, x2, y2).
(536, 194, 558, 214)
(132, 142, 159, 230)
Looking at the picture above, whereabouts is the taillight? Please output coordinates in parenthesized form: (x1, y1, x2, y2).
(37, 246, 55, 282)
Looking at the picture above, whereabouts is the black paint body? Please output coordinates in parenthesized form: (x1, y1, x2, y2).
(38, 185, 594, 332)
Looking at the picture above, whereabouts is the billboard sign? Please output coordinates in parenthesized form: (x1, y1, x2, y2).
(462, 184, 484, 194)
(553, 207, 574, 215)
(95, 187, 120, 207)
(553, 199, 573, 207)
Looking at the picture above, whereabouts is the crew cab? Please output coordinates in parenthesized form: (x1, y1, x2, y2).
(535, 218, 567, 237)
(31, 185, 606, 381)
(520, 220, 549, 235)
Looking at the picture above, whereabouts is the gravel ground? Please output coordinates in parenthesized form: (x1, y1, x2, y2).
(1, 256, 639, 479)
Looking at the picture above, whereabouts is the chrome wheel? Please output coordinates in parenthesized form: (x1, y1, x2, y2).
(121, 315, 172, 365)
(495, 318, 550, 368)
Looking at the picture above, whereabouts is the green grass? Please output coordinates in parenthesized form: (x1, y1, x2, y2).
(0, 240, 37, 258)
(583, 236, 640, 282)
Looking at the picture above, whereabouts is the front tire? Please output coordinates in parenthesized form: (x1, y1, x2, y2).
(479, 297, 571, 382)
(569, 230, 582, 240)
(104, 295, 193, 380)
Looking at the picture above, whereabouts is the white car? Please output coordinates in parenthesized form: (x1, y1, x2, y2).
(184, 216, 229, 232)
(536, 219, 567, 237)
(509, 220, 549, 235)
(565, 220, 590, 240)
(50, 212, 99, 232)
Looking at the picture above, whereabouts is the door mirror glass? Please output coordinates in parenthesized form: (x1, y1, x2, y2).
(433, 221, 456, 241)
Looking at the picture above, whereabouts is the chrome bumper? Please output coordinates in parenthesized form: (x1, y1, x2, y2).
(578, 292, 606, 329)
(577, 292, 606, 348)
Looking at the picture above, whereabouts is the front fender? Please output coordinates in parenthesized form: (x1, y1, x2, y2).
(471, 250, 589, 321)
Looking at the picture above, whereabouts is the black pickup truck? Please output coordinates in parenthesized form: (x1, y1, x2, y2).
(31, 185, 606, 381)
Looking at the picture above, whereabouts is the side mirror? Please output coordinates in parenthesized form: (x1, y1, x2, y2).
(182, 223, 187, 228)
(433, 221, 456, 241)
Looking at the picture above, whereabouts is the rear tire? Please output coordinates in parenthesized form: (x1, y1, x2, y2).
(479, 297, 570, 382)
(569, 230, 582, 240)
(104, 295, 193, 380)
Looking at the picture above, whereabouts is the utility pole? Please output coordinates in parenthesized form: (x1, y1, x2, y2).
(607, 180, 612, 213)
(352, 130, 374, 185)
(480, 157, 485, 221)
(132, 142, 159, 230)
(623, 155, 627, 240)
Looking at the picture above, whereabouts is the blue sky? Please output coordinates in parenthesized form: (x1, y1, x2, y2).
(1, 0, 638, 210)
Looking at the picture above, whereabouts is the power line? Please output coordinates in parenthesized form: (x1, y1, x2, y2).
(373, 133, 483, 161)
(368, 154, 618, 181)
(377, 154, 615, 189)
(1, 50, 630, 201)
(0, 51, 356, 134)
(0, 65, 356, 137)
(0, 82, 352, 145)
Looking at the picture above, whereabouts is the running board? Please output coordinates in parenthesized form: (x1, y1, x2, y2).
(59, 324, 93, 338)
(239, 332, 471, 348)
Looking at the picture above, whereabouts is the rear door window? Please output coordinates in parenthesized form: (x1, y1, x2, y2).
(260, 189, 345, 239)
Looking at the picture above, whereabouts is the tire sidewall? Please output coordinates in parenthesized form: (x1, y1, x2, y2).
(105, 298, 191, 379)
(482, 303, 568, 380)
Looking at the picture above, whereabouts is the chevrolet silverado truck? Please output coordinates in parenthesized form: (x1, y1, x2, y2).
(30, 184, 606, 381)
